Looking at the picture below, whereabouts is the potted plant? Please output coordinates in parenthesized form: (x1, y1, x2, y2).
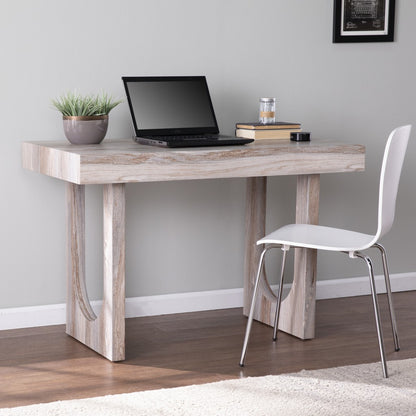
(52, 91, 122, 144)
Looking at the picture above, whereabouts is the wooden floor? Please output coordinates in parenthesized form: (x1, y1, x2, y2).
(1, 291, 416, 409)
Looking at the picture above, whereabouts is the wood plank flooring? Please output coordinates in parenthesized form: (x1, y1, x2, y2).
(1, 291, 416, 409)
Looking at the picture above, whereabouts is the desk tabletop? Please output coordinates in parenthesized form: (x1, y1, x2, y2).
(22, 139, 365, 185)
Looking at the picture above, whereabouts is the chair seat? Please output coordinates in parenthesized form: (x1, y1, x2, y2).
(258, 224, 376, 252)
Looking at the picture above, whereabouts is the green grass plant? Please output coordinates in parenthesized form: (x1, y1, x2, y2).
(52, 91, 122, 116)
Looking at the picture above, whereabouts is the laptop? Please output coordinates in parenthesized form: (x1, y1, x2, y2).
(122, 76, 254, 148)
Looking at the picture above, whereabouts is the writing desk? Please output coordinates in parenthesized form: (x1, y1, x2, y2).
(22, 139, 365, 361)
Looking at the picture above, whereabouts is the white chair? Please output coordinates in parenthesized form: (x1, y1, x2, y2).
(240, 125, 412, 378)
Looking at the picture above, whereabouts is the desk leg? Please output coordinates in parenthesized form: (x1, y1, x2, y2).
(66, 183, 126, 361)
(278, 174, 319, 339)
(243, 177, 275, 324)
(243, 174, 319, 339)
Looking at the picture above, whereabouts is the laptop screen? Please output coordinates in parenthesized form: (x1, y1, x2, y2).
(122, 76, 219, 136)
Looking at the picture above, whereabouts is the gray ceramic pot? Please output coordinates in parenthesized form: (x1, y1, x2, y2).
(63, 115, 108, 145)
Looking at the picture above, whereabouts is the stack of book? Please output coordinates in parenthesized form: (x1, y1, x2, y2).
(235, 121, 301, 140)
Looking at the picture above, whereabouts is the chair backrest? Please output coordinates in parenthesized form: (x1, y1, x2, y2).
(375, 125, 412, 241)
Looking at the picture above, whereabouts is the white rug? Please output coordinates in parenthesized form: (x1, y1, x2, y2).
(2, 358, 416, 415)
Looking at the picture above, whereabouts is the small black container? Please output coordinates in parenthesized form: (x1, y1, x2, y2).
(290, 132, 311, 142)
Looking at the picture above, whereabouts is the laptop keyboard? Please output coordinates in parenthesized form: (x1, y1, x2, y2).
(146, 135, 218, 141)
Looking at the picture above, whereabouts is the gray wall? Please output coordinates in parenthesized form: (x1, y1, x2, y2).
(1, 0, 416, 308)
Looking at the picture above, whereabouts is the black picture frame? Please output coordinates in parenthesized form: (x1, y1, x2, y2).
(333, 0, 395, 43)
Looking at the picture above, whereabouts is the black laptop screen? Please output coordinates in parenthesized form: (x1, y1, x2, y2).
(123, 76, 219, 135)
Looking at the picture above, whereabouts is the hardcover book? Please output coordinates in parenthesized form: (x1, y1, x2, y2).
(235, 128, 302, 139)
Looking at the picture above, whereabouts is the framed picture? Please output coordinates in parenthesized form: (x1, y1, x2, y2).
(333, 0, 395, 43)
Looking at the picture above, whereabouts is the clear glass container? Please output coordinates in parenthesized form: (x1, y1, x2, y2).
(259, 98, 276, 124)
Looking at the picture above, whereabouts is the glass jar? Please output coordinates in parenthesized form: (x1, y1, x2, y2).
(259, 98, 276, 124)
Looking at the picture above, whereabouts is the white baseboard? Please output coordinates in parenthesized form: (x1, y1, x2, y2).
(316, 272, 416, 300)
(1, 272, 415, 330)
(0, 303, 67, 331)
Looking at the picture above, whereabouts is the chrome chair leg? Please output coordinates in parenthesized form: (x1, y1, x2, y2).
(373, 243, 400, 351)
(273, 246, 289, 341)
(240, 247, 269, 367)
(355, 252, 388, 378)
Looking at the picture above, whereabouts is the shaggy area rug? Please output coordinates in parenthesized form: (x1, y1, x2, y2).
(2, 358, 416, 415)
